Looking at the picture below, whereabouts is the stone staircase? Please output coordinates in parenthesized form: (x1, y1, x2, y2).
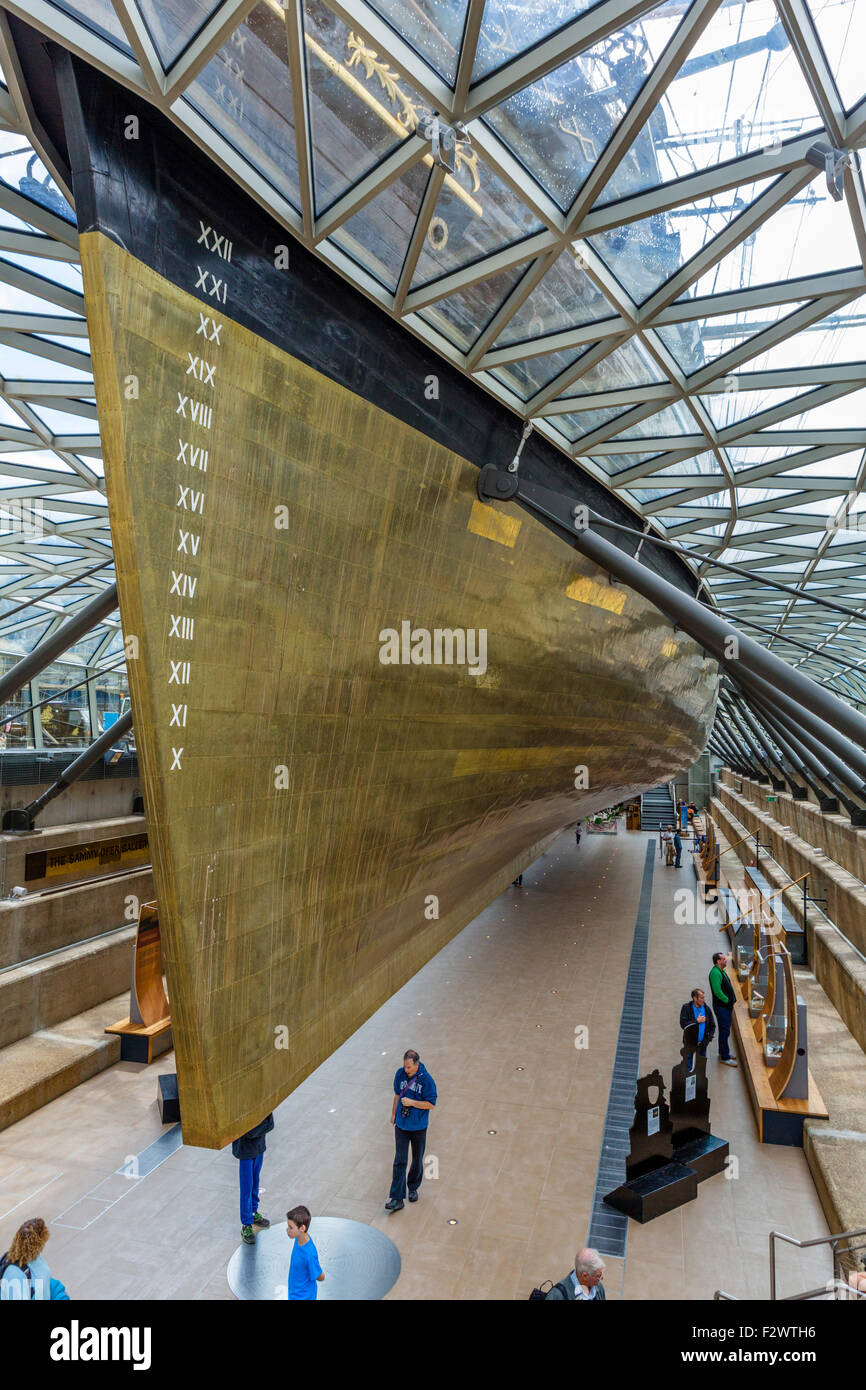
(640, 784, 675, 830)
(0, 816, 155, 1132)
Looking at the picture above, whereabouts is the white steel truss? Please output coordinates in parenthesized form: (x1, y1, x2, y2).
(0, 0, 864, 702)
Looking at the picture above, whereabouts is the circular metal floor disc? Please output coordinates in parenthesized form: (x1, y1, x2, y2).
(227, 1217, 401, 1301)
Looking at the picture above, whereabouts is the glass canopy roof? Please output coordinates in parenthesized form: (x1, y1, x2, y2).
(1, 0, 865, 706)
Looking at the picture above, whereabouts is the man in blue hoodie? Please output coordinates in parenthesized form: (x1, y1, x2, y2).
(385, 1049, 437, 1212)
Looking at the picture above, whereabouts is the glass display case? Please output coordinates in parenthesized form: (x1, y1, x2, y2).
(764, 1013, 787, 1066)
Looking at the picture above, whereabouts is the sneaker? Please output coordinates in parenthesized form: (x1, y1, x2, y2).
(408, 1191, 419, 1203)
(384, 1198, 404, 1212)
(241, 1225, 255, 1244)
(252, 1212, 270, 1227)
(721, 1058, 738, 1067)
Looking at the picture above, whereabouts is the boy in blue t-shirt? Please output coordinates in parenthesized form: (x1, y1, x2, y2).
(286, 1205, 324, 1301)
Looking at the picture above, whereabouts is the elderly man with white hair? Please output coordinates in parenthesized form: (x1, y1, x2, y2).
(545, 1247, 606, 1301)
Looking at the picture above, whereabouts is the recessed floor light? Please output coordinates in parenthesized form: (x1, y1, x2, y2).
(516, 1066, 524, 1072)
(487, 1129, 497, 1135)
(328, 1108, 336, 1113)
(551, 989, 559, 994)
(536, 1024, 543, 1030)
(447, 1219, 459, 1226)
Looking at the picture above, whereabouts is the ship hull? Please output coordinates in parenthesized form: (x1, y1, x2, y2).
(60, 60, 718, 1148)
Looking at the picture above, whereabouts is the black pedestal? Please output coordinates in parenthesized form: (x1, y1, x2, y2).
(604, 1161, 698, 1223)
(157, 1071, 180, 1124)
(674, 1133, 729, 1182)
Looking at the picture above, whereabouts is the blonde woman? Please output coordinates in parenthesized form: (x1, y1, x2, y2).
(0, 1217, 69, 1300)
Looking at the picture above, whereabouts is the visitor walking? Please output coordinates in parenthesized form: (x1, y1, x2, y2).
(575, 822, 582, 846)
(662, 825, 675, 865)
(232, 1111, 274, 1244)
(0, 1218, 69, 1300)
(385, 1049, 437, 1212)
(545, 1248, 606, 1300)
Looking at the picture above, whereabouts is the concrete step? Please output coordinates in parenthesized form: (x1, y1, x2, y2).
(0, 994, 127, 1133)
(0, 867, 153, 969)
(0, 924, 136, 1049)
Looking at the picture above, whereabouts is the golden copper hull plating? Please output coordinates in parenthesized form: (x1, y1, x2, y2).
(81, 232, 717, 1147)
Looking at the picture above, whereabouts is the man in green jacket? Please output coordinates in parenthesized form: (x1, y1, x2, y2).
(709, 952, 738, 1066)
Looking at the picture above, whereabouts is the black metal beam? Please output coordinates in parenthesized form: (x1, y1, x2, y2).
(498, 474, 866, 754)
(2, 707, 133, 831)
(0, 583, 118, 709)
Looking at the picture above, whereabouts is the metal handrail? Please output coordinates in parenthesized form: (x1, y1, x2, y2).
(770, 1227, 866, 1301)
(716, 1227, 866, 1300)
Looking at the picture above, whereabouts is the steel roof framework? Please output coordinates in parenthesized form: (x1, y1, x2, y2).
(0, 0, 862, 700)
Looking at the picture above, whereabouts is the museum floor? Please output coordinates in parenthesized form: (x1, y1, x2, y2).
(0, 828, 832, 1301)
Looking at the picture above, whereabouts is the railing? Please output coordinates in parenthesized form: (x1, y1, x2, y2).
(724, 821, 866, 970)
(715, 1226, 866, 1300)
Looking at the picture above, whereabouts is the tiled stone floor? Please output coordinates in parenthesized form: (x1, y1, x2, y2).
(0, 827, 831, 1300)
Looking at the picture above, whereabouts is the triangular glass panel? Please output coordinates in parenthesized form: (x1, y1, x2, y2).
(332, 163, 431, 290)
(0, 398, 25, 428)
(185, 2, 300, 207)
(136, 0, 222, 68)
(611, 402, 702, 439)
(558, 339, 667, 395)
(0, 134, 74, 223)
(625, 483, 702, 504)
(489, 346, 594, 401)
(599, 449, 666, 477)
(784, 496, 853, 519)
(632, 451, 723, 482)
(483, 1, 686, 211)
(655, 301, 807, 375)
(761, 388, 866, 433)
(565, 406, 632, 443)
(783, 452, 863, 479)
(29, 404, 99, 436)
(368, 0, 468, 83)
(496, 250, 616, 346)
(56, 0, 133, 53)
(700, 385, 815, 430)
(595, 0, 821, 206)
(412, 154, 543, 286)
(683, 179, 862, 300)
(304, 0, 425, 216)
(742, 296, 866, 373)
(1, 252, 82, 295)
(473, 1, 598, 81)
(808, 0, 866, 109)
(588, 176, 774, 304)
(418, 262, 529, 350)
(726, 443, 816, 472)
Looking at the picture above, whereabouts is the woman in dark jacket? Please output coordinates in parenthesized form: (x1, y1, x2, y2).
(232, 1112, 274, 1244)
